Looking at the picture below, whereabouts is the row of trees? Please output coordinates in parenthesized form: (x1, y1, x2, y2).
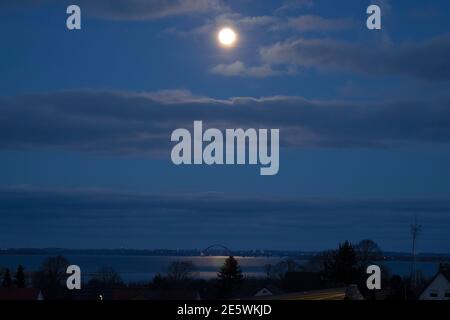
(260, 239, 427, 299)
(292, 239, 424, 299)
(263, 240, 382, 284)
(152, 256, 244, 299)
(0, 240, 425, 300)
(159, 240, 416, 300)
(33, 256, 129, 299)
(1, 265, 26, 288)
(1, 256, 126, 299)
(321, 240, 381, 286)
(1, 255, 245, 299)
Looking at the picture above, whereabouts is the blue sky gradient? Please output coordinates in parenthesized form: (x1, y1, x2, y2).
(1, 0, 450, 252)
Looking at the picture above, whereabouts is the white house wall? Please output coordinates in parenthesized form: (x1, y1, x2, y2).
(419, 274, 450, 300)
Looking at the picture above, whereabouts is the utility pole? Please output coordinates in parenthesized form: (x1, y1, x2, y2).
(410, 216, 421, 289)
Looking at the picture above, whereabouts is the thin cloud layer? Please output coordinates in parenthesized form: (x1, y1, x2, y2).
(1, 89, 450, 155)
(2, 186, 449, 218)
(209, 61, 279, 77)
(0, 0, 227, 20)
(260, 34, 450, 81)
(0, 186, 449, 250)
(276, 15, 354, 32)
(275, 0, 314, 14)
(80, 0, 227, 20)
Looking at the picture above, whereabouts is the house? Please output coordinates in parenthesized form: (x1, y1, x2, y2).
(254, 285, 283, 297)
(254, 287, 274, 297)
(345, 284, 364, 300)
(0, 288, 44, 300)
(419, 263, 450, 300)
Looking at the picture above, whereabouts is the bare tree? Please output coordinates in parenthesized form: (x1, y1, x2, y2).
(167, 261, 196, 281)
(304, 250, 335, 272)
(32, 255, 70, 299)
(265, 258, 304, 280)
(355, 239, 383, 269)
(37, 255, 70, 286)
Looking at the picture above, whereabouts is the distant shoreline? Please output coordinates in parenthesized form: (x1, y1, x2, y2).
(1, 248, 449, 262)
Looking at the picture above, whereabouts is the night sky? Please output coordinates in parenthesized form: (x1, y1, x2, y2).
(1, 0, 450, 252)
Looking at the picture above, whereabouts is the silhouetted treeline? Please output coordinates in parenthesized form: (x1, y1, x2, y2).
(0, 241, 434, 300)
(1, 265, 26, 288)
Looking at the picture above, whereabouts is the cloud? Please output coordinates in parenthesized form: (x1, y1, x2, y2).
(82, 0, 227, 20)
(1, 89, 450, 155)
(168, 12, 349, 37)
(2, 186, 450, 219)
(371, 0, 392, 15)
(1, 186, 449, 250)
(209, 61, 279, 77)
(275, 0, 314, 14)
(165, 12, 279, 37)
(260, 34, 450, 81)
(282, 15, 354, 33)
(0, 0, 227, 20)
(233, 14, 278, 28)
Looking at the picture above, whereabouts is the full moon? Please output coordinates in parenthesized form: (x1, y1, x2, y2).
(218, 28, 237, 47)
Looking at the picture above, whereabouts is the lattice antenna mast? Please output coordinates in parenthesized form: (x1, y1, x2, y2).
(411, 216, 422, 289)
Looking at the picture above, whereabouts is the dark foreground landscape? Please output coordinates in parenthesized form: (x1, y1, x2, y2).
(1, 240, 449, 300)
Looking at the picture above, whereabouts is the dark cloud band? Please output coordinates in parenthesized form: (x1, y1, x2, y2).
(0, 186, 449, 250)
(260, 34, 450, 81)
(1, 89, 450, 155)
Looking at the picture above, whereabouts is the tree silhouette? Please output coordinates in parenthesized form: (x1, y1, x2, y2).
(32, 255, 70, 299)
(265, 258, 303, 281)
(355, 239, 382, 269)
(14, 265, 26, 288)
(2, 268, 12, 288)
(88, 266, 123, 288)
(387, 275, 406, 300)
(217, 256, 243, 297)
(305, 250, 335, 272)
(167, 261, 196, 281)
(322, 241, 360, 285)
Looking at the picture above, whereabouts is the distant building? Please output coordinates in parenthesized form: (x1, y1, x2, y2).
(0, 288, 44, 300)
(419, 264, 450, 300)
(254, 288, 273, 297)
(345, 284, 364, 300)
(254, 285, 282, 297)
